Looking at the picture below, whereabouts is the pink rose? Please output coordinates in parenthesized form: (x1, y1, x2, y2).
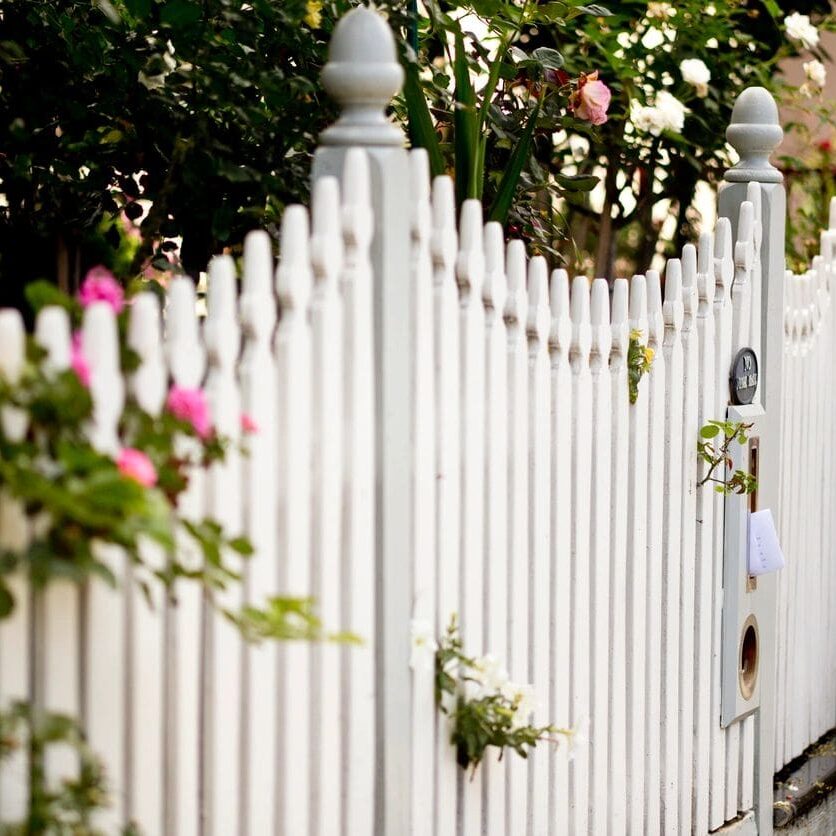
(241, 413, 259, 435)
(166, 386, 212, 438)
(117, 448, 157, 487)
(70, 332, 91, 388)
(78, 266, 125, 313)
(571, 72, 611, 126)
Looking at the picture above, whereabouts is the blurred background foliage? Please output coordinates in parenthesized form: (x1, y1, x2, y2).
(0, 0, 833, 309)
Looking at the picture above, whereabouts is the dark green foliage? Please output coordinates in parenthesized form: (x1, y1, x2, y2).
(697, 420, 758, 495)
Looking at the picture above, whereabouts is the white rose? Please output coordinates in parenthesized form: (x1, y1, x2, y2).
(646, 2, 675, 19)
(785, 13, 820, 50)
(630, 91, 687, 136)
(680, 58, 711, 97)
(641, 27, 665, 50)
(804, 59, 827, 88)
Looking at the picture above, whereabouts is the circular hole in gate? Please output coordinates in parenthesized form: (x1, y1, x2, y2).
(739, 615, 759, 701)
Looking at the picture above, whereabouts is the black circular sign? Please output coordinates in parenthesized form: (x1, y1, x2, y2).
(730, 347, 758, 405)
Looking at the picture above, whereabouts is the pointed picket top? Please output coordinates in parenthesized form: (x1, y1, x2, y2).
(628, 274, 648, 336)
(167, 277, 206, 388)
(697, 232, 716, 315)
(548, 268, 572, 360)
(205, 255, 241, 373)
(311, 176, 344, 291)
(746, 181, 763, 257)
(570, 276, 592, 367)
(681, 243, 698, 333)
(589, 278, 612, 371)
(504, 239, 528, 336)
(734, 201, 755, 274)
(610, 277, 629, 366)
(483, 221, 507, 317)
(456, 199, 485, 301)
(240, 230, 276, 346)
(276, 205, 314, 325)
(83, 301, 124, 454)
(35, 305, 72, 373)
(714, 217, 734, 305)
(663, 259, 684, 337)
(0, 308, 28, 442)
(430, 176, 458, 284)
(409, 149, 432, 241)
(646, 269, 665, 354)
(129, 292, 167, 416)
(527, 256, 551, 348)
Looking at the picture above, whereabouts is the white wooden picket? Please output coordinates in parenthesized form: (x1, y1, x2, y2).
(2, 13, 836, 835)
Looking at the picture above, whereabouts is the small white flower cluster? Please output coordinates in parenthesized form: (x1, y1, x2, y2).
(463, 654, 538, 730)
(785, 12, 820, 51)
(803, 59, 827, 90)
(680, 58, 711, 98)
(630, 90, 687, 136)
(646, 2, 676, 20)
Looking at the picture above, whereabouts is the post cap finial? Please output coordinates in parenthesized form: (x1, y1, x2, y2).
(320, 7, 405, 148)
(725, 87, 783, 184)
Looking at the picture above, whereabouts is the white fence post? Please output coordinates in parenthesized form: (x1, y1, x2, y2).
(312, 8, 411, 832)
(718, 86, 785, 836)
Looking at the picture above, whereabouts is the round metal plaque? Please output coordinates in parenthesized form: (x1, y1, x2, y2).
(730, 347, 758, 405)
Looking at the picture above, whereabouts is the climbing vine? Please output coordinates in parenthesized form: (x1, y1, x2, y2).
(697, 420, 758, 495)
(627, 329, 654, 404)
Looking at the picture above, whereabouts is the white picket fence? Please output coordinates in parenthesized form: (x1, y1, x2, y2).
(1, 7, 835, 836)
(775, 209, 836, 772)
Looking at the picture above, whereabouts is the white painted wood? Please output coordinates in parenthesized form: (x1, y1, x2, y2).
(587, 278, 611, 836)
(456, 199, 486, 836)
(547, 269, 572, 836)
(526, 256, 551, 836)
(710, 219, 734, 830)
(679, 244, 699, 836)
(430, 175, 460, 836)
(0, 308, 30, 821)
(660, 260, 684, 834)
(82, 302, 127, 830)
(308, 175, 345, 836)
(339, 149, 376, 836)
(33, 307, 80, 795)
(238, 229, 279, 836)
(204, 254, 244, 836)
(165, 276, 206, 836)
(643, 270, 666, 836)
(608, 277, 629, 836)
(693, 232, 717, 836)
(504, 239, 529, 832)
(127, 292, 168, 834)
(568, 276, 592, 836)
(274, 205, 314, 835)
(625, 275, 649, 836)
(482, 220, 508, 836)
(408, 149, 436, 836)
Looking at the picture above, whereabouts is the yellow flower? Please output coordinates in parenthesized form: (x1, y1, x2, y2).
(643, 346, 655, 365)
(305, 0, 322, 28)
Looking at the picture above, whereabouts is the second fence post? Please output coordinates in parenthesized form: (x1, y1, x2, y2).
(312, 8, 412, 833)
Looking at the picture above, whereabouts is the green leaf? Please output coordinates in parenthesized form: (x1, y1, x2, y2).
(160, 0, 202, 26)
(453, 32, 479, 206)
(403, 60, 446, 178)
(488, 99, 540, 224)
(0, 581, 14, 619)
(575, 3, 612, 15)
(532, 47, 564, 71)
(554, 172, 599, 192)
(25, 280, 77, 316)
(124, 0, 152, 16)
(700, 424, 720, 439)
(760, 0, 782, 20)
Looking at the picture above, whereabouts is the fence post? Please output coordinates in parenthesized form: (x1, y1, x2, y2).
(718, 86, 785, 836)
(312, 9, 411, 833)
